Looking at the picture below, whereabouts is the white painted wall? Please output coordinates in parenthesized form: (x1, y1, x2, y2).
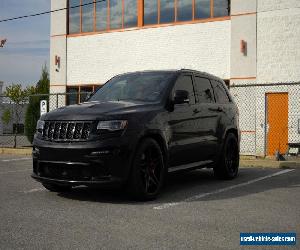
(230, 14, 257, 79)
(257, 2, 300, 82)
(258, 0, 300, 12)
(50, 0, 67, 36)
(231, 0, 257, 15)
(50, 0, 67, 87)
(67, 21, 231, 85)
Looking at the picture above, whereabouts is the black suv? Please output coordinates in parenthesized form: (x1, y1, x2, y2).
(32, 69, 240, 200)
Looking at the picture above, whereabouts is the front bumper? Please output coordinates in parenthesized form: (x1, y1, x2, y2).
(31, 134, 138, 187)
(31, 173, 123, 187)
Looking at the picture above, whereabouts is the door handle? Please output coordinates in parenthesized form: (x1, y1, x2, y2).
(209, 107, 223, 112)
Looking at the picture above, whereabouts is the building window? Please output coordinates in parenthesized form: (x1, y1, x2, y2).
(195, 0, 210, 19)
(66, 87, 79, 105)
(82, 0, 94, 32)
(96, 0, 107, 31)
(160, 0, 175, 24)
(80, 86, 94, 103)
(177, 0, 193, 22)
(144, 0, 158, 25)
(124, 0, 138, 28)
(69, 0, 81, 34)
(110, 0, 122, 29)
(213, 0, 230, 17)
(66, 85, 102, 105)
(68, 0, 230, 35)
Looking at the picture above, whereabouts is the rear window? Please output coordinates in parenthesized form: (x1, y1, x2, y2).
(211, 80, 231, 104)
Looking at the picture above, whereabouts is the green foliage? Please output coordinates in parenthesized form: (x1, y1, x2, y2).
(4, 83, 34, 148)
(25, 96, 40, 143)
(1, 109, 11, 125)
(4, 84, 34, 103)
(36, 64, 50, 94)
(25, 64, 50, 143)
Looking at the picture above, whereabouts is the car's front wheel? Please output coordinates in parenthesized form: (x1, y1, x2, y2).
(42, 183, 71, 193)
(214, 133, 239, 179)
(127, 138, 165, 200)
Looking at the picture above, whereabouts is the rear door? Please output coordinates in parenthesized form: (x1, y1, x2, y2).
(210, 80, 233, 152)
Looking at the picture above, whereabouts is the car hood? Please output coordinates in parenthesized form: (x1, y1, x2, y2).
(43, 100, 159, 120)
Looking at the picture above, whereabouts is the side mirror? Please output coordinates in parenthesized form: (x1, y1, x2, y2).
(174, 90, 189, 104)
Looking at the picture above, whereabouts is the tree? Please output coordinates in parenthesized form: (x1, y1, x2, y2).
(25, 64, 50, 143)
(1, 109, 11, 125)
(4, 84, 35, 148)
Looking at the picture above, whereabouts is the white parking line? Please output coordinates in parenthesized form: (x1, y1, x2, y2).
(1, 157, 31, 162)
(153, 169, 295, 210)
(22, 188, 45, 194)
(0, 169, 31, 174)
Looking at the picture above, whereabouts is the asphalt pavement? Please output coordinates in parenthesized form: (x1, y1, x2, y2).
(0, 154, 299, 249)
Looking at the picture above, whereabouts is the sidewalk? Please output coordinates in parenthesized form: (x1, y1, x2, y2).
(240, 156, 300, 169)
(0, 147, 32, 156)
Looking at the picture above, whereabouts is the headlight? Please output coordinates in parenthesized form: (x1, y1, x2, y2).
(97, 120, 128, 131)
(36, 120, 45, 133)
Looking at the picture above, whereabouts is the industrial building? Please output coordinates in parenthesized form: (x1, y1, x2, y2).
(50, 0, 300, 156)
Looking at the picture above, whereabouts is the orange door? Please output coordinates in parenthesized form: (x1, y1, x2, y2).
(266, 93, 288, 155)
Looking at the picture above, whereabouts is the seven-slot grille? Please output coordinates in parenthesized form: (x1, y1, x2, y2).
(42, 121, 92, 141)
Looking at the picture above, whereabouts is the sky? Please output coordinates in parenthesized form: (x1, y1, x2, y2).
(0, 0, 50, 88)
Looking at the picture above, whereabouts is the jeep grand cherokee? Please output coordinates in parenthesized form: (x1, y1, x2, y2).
(32, 69, 240, 200)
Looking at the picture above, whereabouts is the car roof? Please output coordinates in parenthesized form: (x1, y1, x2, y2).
(179, 69, 224, 82)
(117, 69, 224, 82)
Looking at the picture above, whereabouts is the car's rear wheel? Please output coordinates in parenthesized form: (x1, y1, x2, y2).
(128, 138, 165, 200)
(42, 183, 71, 192)
(214, 133, 239, 179)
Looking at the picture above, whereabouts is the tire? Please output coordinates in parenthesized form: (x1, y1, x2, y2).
(127, 138, 165, 200)
(214, 133, 239, 180)
(42, 183, 72, 193)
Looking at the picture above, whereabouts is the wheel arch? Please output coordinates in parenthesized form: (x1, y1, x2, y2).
(224, 127, 240, 143)
(137, 131, 169, 167)
(216, 127, 240, 163)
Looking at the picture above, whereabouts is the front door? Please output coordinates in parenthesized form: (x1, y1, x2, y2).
(168, 74, 198, 167)
(266, 93, 288, 155)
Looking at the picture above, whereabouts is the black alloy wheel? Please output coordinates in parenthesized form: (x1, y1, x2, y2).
(128, 138, 165, 200)
(214, 133, 239, 180)
(225, 135, 239, 175)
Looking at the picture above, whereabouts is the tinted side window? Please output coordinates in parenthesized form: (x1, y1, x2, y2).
(211, 80, 230, 104)
(174, 75, 196, 105)
(194, 77, 214, 103)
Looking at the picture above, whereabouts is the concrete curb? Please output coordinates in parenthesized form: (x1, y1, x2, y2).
(240, 160, 300, 169)
(0, 147, 32, 156)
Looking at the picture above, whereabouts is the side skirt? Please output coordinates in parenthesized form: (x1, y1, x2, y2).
(168, 160, 214, 173)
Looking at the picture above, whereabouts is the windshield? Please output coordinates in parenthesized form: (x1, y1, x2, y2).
(89, 72, 174, 103)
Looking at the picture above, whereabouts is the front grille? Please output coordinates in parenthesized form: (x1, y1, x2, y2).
(42, 121, 92, 141)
